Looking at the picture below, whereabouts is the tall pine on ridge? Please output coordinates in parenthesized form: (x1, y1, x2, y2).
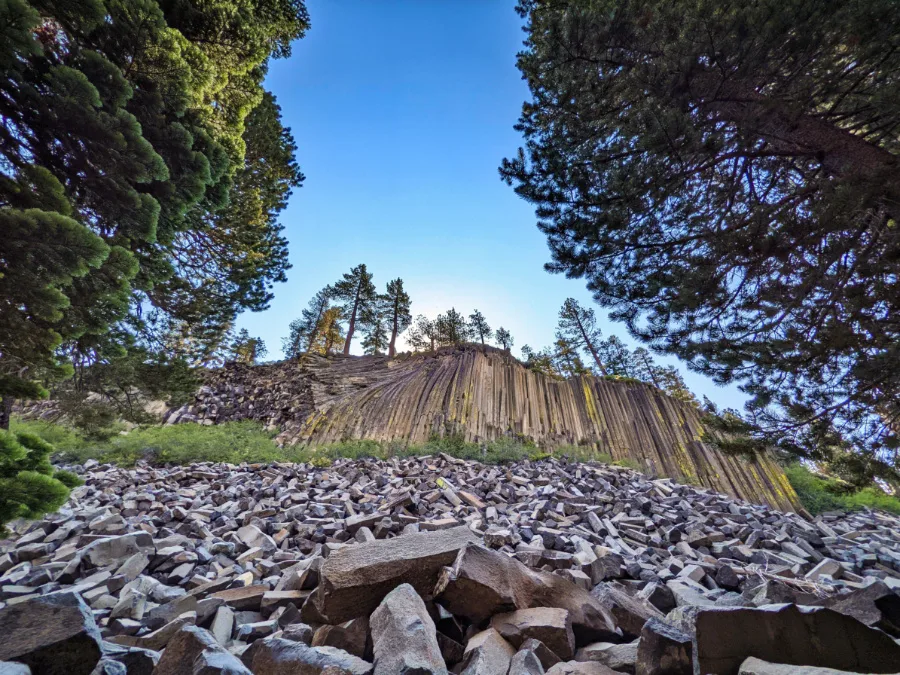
(332, 264, 378, 355)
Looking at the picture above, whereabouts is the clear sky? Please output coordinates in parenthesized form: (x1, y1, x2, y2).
(235, 0, 747, 410)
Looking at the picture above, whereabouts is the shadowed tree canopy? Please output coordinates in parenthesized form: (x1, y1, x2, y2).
(0, 0, 309, 428)
(502, 0, 900, 474)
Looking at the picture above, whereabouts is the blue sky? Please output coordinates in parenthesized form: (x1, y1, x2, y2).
(236, 0, 746, 410)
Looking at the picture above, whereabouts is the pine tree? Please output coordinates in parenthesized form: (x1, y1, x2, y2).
(495, 327, 514, 352)
(317, 307, 346, 355)
(0, 0, 309, 428)
(504, 0, 900, 474)
(361, 314, 390, 356)
(557, 299, 608, 376)
(332, 265, 378, 355)
(0, 430, 81, 535)
(468, 310, 492, 346)
(407, 315, 438, 352)
(283, 288, 332, 358)
(228, 329, 267, 365)
(553, 337, 589, 378)
(382, 279, 412, 357)
(598, 336, 637, 378)
(435, 309, 471, 346)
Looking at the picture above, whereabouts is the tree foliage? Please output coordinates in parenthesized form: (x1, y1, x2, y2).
(0, 0, 308, 427)
(283, 288, 333, 358)
(407, 315, 438, 352)
(468, 310, 492, 346)
(502, 0, 900, 474)
(556, 299, 608, 376)
(435, 309, 471, 346)
(381, 278, 412, 357)
(0, 430, 80, 535)
(495, 327, 514, 352)
(331, 264, 378, 356)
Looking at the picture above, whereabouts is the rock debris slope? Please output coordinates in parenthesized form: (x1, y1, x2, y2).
(2, 455, 900, 674)
(167, 345, 798, 511)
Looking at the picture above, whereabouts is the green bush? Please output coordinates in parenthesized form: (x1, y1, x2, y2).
(11, 417, 88, 453)
(0, 429, 81, 535)
(784, 463, 900, 515)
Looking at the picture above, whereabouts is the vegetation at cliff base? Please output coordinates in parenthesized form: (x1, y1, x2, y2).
(783, 464, 900, 516)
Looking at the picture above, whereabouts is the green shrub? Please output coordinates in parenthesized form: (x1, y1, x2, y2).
(784, 463, 900, 515)
(11, 417, 88, 453)
(0, 429, 81, 535)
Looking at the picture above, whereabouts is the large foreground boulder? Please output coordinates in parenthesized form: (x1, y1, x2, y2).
(240, 637, 373, 674)
(0, 592, 103, 675)
(737, 656, 899, 674)
(434, 544, 620, 643)
(695, 604, 900, 674)
(317, 525, 477, 623)
(151, 625, 250, 675)
(369, 584, 446, 675)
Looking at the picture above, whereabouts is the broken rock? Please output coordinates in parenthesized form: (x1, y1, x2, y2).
(317, 526, 476, 623)
(491, 608, 575, 661)
(0, 591, 103, 675)
(369, 584, 446, 675)
(150, 625, 251, 675)
(241, 638, 373, 675)
(435, 544, 620, 644)
(695, 604, 900, 674)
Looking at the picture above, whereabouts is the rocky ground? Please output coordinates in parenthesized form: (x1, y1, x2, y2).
(1, 455, 899, 675)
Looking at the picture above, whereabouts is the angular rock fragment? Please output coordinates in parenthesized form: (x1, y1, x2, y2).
(819, 581, 900, 637)
(519, 638, 562, 671)
(574, 640, 638, 673)
(435, 544, 620, 643)
(636, 617, 692, 675)
(460, 628, 515, 675)
(695, 604, 900, 674)
(317, 525, 476, 623)
(369, 584, 446, 675)
(590, 583, 663, 639)
(312, 618, 369, 660)
(544, 662, 622, 674)
(0, 591, 103, 675)
(491, 608, 575, 660)
(737, 656, 883, 675)
(509, 648, 546, 675)
(240, 638, 373, 675)
(150, 625, 250, 675)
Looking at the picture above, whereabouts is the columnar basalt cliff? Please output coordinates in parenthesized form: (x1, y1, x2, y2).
(168, 345, 799, 511)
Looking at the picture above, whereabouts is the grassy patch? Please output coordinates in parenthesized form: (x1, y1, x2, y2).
(784, 463, 900, 515)
(20, 417, 627, 468)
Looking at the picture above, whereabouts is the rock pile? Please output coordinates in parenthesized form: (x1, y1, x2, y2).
(1, 455, 899, 675)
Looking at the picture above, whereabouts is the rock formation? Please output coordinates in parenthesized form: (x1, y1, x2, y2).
(166, 345, 798, 511)
(2, 455, 899, 674)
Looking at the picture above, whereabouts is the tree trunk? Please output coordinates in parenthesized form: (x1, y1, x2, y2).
(577, 320, 609, 376)
(388, 300, 399, 358)
(698, 77, 900, 216)
(343, 293, 360, 356)
(0, 396, 12, 431)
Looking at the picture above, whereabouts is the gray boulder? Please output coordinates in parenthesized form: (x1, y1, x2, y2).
(0, 591, 103, 675)
(369, 584, 446, 675)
